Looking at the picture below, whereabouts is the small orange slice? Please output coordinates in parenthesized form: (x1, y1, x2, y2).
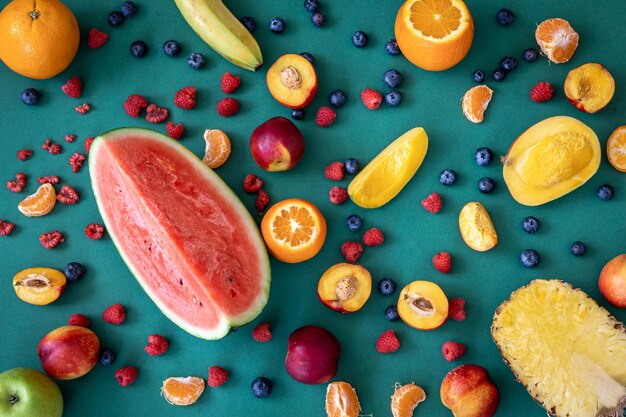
(18, 183, 56, 217)
(260, 198, 327, 263)
(461, 85, 493, 123)
(325, 381, 361, 417)
(391, 383, 426, 417)
(535, 18, 579, 64)
(607, 126, 626, 172)
(202, 129, 231, 169)
(161, 376, 205, 406)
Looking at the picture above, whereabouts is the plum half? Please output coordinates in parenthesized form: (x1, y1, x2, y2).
(317, 263, 372, 313)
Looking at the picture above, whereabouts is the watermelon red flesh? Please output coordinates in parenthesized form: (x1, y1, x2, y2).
(90, 129, 270, 339)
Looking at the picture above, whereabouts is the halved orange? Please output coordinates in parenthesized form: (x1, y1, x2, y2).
(395, 0, 474, 71)
(535, 18, 579, 64)
(461, 85, 493, 123)
(391, 383, 426, 417)
(325, 381, 361, 417)
(202, 129, 231, 169)
(18, 183, 56, 217)
(260, 198, 327, 263)
(607, 126, 626, 172)
(161, 376, 205, 406)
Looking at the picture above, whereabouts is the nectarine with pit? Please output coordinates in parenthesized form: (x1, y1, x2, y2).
(13, 267, 66, 306)
(599, 254, 626, 308)
(266, 54, 317, 109)
(397, 280, 448, 330)
(564, 63, 615, 114)
(317, 263, 372, 313)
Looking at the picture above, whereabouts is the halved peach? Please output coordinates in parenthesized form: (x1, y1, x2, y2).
(266, 54, 317, 109)
(397, 280, 448, 330)
(13, 267, 67, 305)
(317, 263, 372, 313)
(564, 63, 615, 114)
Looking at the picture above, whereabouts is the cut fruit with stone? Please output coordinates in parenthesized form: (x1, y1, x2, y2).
(13, 267, 67, 305)
(397, 280, 448, 330)
(317, 263, 372, 313)
(266, 54, 318, 109)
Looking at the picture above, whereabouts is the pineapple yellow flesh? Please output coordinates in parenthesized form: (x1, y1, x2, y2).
(491, 279, 626, 417)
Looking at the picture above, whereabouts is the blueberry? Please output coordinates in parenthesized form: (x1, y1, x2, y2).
(439, 169, 457, 185)
(523, 48, 538, 62)
(251, 377, 272, 398)
(329, 89, 347, 108)
(492, 68, 506, 82)
(520, 249, 540, 268)
(240, 16, 256, 32)
(500, 56, 518, 72)
(130, 40, 148, 58)
(303, 0, 319, 12)
(64, 262, 85, 282)
(385, 305, 400, 322)
(300, 52, 315, 64)
(478, 177, 495, 193)
(120, 1, 138, 18)
(99, 349, 116, 366)
(269, 17, 285, 33)
(291, 109, 305, 120)
(473, 70, 485, 83)
(383, 69, 403, 88)
(496, 8, 514, 26)
(571, 241, 587, 256)
(107, 11, 125, 27)
(385, 39, 400, 55)
(377, 278, 396, 296)
(187, 52, 206, 70)
(474, 147, 493, 166)
(346, 214, 363, 232)
(344, 158, 360, 175)
(385, 90, 403, 106)
(352, 31, 368, 48)
(21, 88, 41, 105)
(311, 12, 326, 27)
(162, 40, 180, 57)
(597, 184, 614, 201)
(522, 216, 540, 234)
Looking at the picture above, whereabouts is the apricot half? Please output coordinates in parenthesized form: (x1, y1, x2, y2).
(459, 202, 498, 252)
(317, 263, 372, 313)
(266, 54, 317, 109)
(564, 63, 615, 114)
(13, 267, 67, 305)
(502, 116, 600, 206)
(397, 280, 448, 330)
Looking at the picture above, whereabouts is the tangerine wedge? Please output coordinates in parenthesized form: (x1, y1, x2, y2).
(391, 383, 426, 417)
(325, 381, 361, 417)
(161, 376, 205, 406)
(202, 129, 231, 169)
(607, 126, 626, 172)
(535, 18, 579, 64)
(462, 85, 493, 123)
(18, 183, 56, 217)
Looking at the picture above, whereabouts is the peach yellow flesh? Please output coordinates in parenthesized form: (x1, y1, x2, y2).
(564, 63, 615, 113)
(317, 263, 372, 313)
(13, 267, 67, 305)
(266, 54, 317, 109)
(398, 280, 448, 330)
(458, 202, 498, 252)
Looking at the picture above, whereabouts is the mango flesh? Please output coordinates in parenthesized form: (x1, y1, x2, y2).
(502, 116, 600, 206)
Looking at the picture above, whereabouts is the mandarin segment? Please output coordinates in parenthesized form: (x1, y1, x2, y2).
(18, 183, 57, 217)
(161, 376, 205, 406)
(535, 18, 579, 64)
(391, 383, 427, 417)
(202, 129, 231, 169)
(326, 381, 361, 417)
(462, 85, 493, 123)
(607, 126, 626, 172)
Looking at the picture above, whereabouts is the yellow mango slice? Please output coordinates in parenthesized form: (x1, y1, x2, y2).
(459, 202, 498, 252)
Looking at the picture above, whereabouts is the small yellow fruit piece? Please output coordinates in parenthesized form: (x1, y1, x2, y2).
(348, 127, 428, 209)
(18, 183, 56, 217)
(161, 376, 205, 406)
(564, 63, 615, 114)
(317, 263, 372, 313)
(13, 267, 67, 305)
(461, 85, 493, 124)
(607, 126, 626, 173)
(397, 280, 448, 330)
(459, 202, 498, 252)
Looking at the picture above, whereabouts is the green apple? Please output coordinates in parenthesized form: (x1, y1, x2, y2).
(0, 368, 63, 417)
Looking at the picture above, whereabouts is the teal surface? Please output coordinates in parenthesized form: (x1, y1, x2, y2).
(1, 0, 626, 416)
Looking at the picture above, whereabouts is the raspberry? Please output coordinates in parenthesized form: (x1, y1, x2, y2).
(38, 176, 60, 185)
(87, 28, 109, 49)
(174, 86, 197, 110)
(324, 162, 345, 181)
(145, 104, 168, 123)
(421, 192, 442, 214)
(61, 76, 82, 98)
(432, 251, 452, 274)
(208, 366, 229, 387)
(315, 106, 336, 127)
(102, 303, 126, 324)
(341, 241, 363, 263)
(442, 341, 466, 361)
(48, 144, 62, 155)
(361, 88, 383, 110)
(0, 220, 15, 236)
(7, 173, 26, 193)
(124, 94, 148, 117)
(329, 186, 348, 204)
(243, 174, 263, 193)
(530, 81, 555, 102)
(375, 329, 400, 353)
(84, 137, 95, 153)
(448, 297, 466, 321)
(144, 334, 169, 356)
(221, 72, 241, 94)
(64, 134, 77, 143)
(216, 97, 240, 117)
(255, 189, 270, 212)
(115, 366, 138, 387)
(252, 322, 272, 342)
(362, 228, 384, 246)
(68, 314, 90, 328)
(42, 138, 52, 150)
(17, 149, 33, 161)
(57, 185, 80, 204)
(75, 103, 90, 114)
(166, 122, 184, 140)
(39, 231, 64, 249)
(69, 152, 86, 173)
(85, 223, 105, 240)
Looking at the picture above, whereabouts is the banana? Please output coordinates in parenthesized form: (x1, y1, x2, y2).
(174, 0, 263, 71)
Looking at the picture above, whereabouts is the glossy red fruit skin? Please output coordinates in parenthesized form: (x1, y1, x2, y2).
(250, 117, 305, 172)
(285, 325, 341, 384)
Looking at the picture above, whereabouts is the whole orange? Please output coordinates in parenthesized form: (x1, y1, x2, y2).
(0, 0, 80, 79)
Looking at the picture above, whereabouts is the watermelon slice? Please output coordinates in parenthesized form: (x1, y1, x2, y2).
(89, 128, 270, 340)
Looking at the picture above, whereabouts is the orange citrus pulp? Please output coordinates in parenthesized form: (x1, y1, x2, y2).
(607, 126, 626, 172)
(391, 383, 426, 417)
(18, 183, 57, 217)
(202, 129, 231, 169)
(535, 18, 579, 64)
(161, 376, 205, 406)
(462, 85, 493, 124)
(325, 381, 361, 417)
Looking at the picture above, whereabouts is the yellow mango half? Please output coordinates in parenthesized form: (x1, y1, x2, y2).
(502, 116, 600, 206)
(348, 127, 428, 208)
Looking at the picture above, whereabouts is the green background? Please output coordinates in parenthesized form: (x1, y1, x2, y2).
(1, 0, 625, 416)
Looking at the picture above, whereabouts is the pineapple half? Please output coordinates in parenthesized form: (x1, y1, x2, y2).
(492, 279, 626, 417)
